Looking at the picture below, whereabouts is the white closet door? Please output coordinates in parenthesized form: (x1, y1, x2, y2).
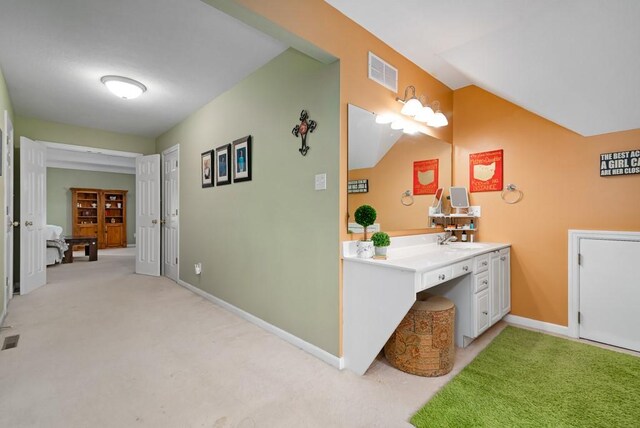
(579, 238, 640, 352)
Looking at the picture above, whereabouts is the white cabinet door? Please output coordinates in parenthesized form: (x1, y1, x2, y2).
(474, 289, 490, 336)
(490, 252, 501, 324)
(500, 249, 511, 316)
(579, 239, 640, 352)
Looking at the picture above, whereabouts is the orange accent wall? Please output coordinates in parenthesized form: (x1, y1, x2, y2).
(453, 85, 640, 326)
(348, 134, 451, 231)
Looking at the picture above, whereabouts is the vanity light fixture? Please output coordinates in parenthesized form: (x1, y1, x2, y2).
(396, 85, 448, 127)
(396, 85, 422, 117)
(101, 75, 147, 100)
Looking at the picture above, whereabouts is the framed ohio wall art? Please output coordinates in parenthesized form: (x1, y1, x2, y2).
(470, 149, 503, 192)
(413, 159, 439, 195)
(201, 150, 214, 188)
(232, 135, 252, 183)
(215, 144, 231, 186)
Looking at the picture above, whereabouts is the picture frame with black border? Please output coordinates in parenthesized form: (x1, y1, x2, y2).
(215, 144, 232, 186)
(232, 135, 252, 183)
(201, 150, 214, 188)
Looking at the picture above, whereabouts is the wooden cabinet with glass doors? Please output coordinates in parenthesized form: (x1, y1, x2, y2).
(71, 188, 128, 249)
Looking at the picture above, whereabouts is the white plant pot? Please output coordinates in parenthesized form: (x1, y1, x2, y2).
(357, 240, 374, 259)
(374, 246, 388, 256)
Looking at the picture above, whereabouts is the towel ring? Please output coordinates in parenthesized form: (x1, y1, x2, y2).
(501, 184, 523, 204)
(401, 190, 414, 206)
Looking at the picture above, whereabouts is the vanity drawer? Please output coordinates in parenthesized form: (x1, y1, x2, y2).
(474, 271, 490, 293)
(474, 254, 491, 273)
(421, 266, 453, 290)
(452, 259, 473, 277)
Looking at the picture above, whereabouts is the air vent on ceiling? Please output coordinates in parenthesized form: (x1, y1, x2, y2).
(368, 52, 398, 93)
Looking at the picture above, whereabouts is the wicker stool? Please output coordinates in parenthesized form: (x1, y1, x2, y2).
(384, 294, 455, 376)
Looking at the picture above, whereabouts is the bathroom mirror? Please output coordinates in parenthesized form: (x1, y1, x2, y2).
(348, 104, 452, 232)
(449, 186, 470, 209)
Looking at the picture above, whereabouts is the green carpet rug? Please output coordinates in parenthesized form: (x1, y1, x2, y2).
(411, 326, 640, 427)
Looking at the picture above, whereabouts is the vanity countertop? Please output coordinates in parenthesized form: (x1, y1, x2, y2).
(342, 239, 510, 273)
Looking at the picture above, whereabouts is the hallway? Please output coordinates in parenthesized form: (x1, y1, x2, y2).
(0, 253, 504, 427)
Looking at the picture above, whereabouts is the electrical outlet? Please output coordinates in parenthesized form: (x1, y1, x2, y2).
(194, 263, 202, 275)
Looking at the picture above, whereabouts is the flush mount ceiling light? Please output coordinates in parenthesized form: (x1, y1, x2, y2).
(101, 75, 147, 100)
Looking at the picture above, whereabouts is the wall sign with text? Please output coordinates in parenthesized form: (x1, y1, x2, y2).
(600, 150, 640, 176)
(413, 159, 439, 195)
(348, 179, 368, 193)
(470, 149, 503, 192)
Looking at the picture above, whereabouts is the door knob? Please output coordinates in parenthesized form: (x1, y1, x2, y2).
(25, 221, 33, 226)
(160, 219, 166, 225)
(12, 221, 19, 227)
(152, 219, 158, 225)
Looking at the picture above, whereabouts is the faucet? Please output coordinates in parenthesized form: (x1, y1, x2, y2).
(437, 232, 458, 245)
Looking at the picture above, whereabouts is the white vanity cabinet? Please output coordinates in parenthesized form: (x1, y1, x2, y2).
(342, 235, 511, 375)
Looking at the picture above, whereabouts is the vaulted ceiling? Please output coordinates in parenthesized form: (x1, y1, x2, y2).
(326, 0, 640, 136)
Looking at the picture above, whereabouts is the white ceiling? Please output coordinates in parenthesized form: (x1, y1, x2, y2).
(326, 0, 640, 136)
(0, 0, 286, 138)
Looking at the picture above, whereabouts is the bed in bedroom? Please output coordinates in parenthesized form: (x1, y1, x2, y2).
(45, 225, 69, 266)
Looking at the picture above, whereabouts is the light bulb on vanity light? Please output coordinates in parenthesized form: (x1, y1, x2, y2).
(414, 105, 435, 123)
(397, 85, 423, 117)
(426, 101, 448, 127)
(402, 123, 418, 134)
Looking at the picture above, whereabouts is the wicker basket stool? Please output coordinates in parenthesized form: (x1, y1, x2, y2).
(384, 294, 455, 376)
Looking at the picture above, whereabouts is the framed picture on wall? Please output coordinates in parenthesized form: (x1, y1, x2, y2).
(232, 135, 252, 183)
(201, 150, 214, 188)
(215, 144, 231, 186)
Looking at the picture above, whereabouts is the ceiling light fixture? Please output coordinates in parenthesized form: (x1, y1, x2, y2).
(101, 75, 147, 100)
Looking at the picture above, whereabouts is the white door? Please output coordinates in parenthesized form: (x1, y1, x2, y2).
(162, 146, 179, 282)
(136, 154, 160, 276)
(4, 112, 15, 308)
(19, 137, 46, 294)
(579, 238, 640, 352)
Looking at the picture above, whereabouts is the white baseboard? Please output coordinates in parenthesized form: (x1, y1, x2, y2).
(177, 279, 344, 370)
(127, 244, 136, 248)
(504, 314, 569, 336)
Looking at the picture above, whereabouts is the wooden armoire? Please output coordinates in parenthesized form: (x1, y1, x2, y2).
(71, 188, 128, 249)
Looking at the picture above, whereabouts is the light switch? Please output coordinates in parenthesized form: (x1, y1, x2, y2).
(315, 173, 327, 191)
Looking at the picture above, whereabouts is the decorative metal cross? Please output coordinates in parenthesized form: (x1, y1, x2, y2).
(291, 110, 317, 156)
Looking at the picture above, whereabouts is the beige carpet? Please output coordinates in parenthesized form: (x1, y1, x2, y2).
(0, 253, 505, 427)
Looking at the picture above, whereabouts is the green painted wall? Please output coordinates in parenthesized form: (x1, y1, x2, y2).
(0, 67, 14, 320)
(156, 49, 341, 356)
(14, 117, 156, 153)
(47, 168, 135, 245)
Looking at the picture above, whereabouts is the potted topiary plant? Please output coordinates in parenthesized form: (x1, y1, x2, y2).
(371, 231, 391, 256)
(354, 204, 377, 258)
